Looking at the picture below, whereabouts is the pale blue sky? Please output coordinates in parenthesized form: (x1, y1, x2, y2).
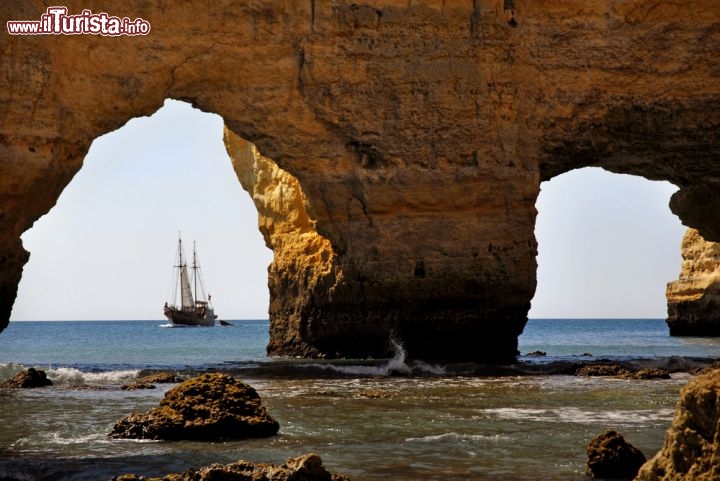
(10, 100, 686, 321)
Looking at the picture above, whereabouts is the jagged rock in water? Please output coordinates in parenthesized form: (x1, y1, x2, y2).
(575, 364, 632, 377)
(120, 383, 156, 391)
(137, 372, 183, 384)
(635, 369, 720, 481)
(666, 228, 720, 336)
(586, 430, 646, 479)
(109, 373, 279, 441)
(2, 2, 720, 362)
(620, 369, 671, 380)
(0, 368, 53, 389)
(110, 453, 350, 481)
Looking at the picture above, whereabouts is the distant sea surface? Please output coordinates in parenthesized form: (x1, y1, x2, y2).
(1, 319, 718, 481)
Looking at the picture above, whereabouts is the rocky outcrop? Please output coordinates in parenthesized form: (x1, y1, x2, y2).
(109, 373, 279, 440)
(666, 229, 720, 336)
(0, 368, 53, 389)
(635, 368, 720, 481)
(587, 430, 646, 479)
(575, 364, 670, 380)
(1, 2, 719, 362)
(111, 453, 350, 481)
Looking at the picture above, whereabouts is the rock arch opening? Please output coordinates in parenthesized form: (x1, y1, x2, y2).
(529, 167, 685, 321)
(10, 100, 273, 322)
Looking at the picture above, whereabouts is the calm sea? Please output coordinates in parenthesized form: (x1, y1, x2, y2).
(0, 319, 718, 481)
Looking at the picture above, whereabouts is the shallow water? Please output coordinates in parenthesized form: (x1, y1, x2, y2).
(0, 319, 718, 480)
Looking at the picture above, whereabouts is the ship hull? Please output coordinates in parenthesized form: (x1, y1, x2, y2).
(164, 306, 215, 327)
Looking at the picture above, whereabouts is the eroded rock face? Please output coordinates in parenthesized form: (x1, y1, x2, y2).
(1, 1, 719, 361)
(586, 430, 646, 479)
(635, 368, 720, 481)
(109, 373, 279, 441)
(666, 229, 720, 336)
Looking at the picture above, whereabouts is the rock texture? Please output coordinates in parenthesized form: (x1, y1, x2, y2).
(586, 430, 646, 479)
(109, 373, 279, 441)
(111, 453, 350, 481)
(635, 368, 720, 481)
(0, 367, 52, 389)
(1, 1, 719, 361)
(666, 229, 720, 336)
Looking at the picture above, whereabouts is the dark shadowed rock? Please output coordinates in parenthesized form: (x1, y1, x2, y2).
(0, 368, 53, 389)
(110, 453, 350, 481)
(586, 430, 646, 479)
(109, 373, 279, 441)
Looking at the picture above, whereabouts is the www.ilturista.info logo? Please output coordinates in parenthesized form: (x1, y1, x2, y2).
(7, 6, 151, 36)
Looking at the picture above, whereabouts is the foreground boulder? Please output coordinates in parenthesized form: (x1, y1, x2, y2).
(111, 453, 350, 481)
(635, 368, 720, 481)
(109, 373, 279, 440)
(586, 430, 646, 479)
(0, 368, 53, 389)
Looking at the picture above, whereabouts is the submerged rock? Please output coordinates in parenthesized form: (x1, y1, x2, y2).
(0, 368, 53, 389)
(137, 372, 183, 384)
(110, 453, 350, 481)
(120, 383, 156, 391)
(586, 430, 646, 479)
(576, 364, 631, 377)
(620, 369, 671, 380)
(109, 373, 279, 441)
(635, 368, 720, 481)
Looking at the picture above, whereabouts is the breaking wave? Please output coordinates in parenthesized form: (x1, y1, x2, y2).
(305, 338, 447, 377)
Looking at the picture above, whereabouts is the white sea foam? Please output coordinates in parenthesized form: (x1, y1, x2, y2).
(45, 367, 140, 386)
(480, 406, 675, 425)
(306, 337, 447, 377)
(406, 432, 508, 443)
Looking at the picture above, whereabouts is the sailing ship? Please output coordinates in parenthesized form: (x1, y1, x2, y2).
(163, 236, 218, 327)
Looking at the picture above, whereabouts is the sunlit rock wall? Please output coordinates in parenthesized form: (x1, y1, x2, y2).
(666, 229, 720, 336)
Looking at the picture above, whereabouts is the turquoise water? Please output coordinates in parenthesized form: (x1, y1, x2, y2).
(0, 319, 718, 480)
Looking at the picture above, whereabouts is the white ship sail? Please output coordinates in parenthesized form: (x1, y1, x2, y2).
(163, 235, 218, 327)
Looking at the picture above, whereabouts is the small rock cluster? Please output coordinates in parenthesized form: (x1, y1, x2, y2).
(111, 453, 350, 481)
(0, 367, 53, 388)
(575, 364, 670, 380)
(109, 372, 279, 441)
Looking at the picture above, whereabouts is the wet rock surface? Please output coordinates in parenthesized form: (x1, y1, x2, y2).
(0, 368, 53, 389)
(575, 364, 671, 380)
(586, 430, 646, 479)
(110, 453, 350, 481)
(109, 373, 279, 441)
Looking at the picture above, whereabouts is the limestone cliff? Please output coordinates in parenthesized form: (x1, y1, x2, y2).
(666, 229, 720, 336)
(1, 1, 719, 360)
(635, 369, 720, 481)
(223, 130, 340, 357)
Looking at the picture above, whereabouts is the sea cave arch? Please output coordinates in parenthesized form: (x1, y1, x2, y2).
(10, 100, 275, 323)
(529, 167, 685, 321)
(1, 1, 719, 363)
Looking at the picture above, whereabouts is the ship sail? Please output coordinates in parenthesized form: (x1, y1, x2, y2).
(164, 234, 219, 327)
(179, 264, 194, 308)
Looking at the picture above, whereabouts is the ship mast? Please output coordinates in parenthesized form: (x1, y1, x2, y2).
(193, 241, 198, 305)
